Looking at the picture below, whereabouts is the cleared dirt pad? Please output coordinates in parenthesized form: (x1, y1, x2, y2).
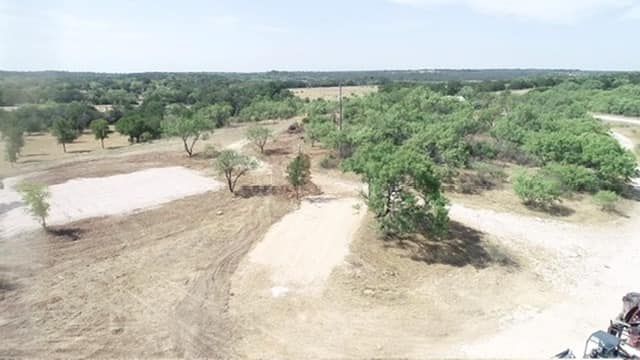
(0, 189, 294, 358)
(243, 196, 366, 292)
(1, 167, 221, 238)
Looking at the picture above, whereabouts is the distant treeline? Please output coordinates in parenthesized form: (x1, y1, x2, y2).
(2, 69, 640, 106)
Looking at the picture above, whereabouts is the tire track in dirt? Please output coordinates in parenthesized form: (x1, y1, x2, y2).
(172, 196, 286, 358)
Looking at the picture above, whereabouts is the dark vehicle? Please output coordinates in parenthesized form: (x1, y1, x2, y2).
(556, 293, 640, 359)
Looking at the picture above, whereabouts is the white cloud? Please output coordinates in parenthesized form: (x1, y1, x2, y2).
(390, 0, 638, 24)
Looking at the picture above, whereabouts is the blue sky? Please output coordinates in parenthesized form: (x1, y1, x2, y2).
(1, 0, 639, 72)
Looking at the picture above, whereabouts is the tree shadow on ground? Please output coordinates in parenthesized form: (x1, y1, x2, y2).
(383, 221, 518, 270)
(305, 196, 338, 204)
(236, 185, 289, 198)
(236, 182, 322, 199)
(0, 201, 22, 216)
(46, 227, 85, 241)
(621, 183, 640, 202)
(107, 146, 125, 150)
(18, 159, 43, 164)
(0, 276, 17, 292)
(525, 203, 575, 217)
(263, 147, 291, 156)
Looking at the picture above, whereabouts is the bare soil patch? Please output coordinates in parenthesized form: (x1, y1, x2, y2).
(0, 187, 294, 358)
(1, 167, 221, 238)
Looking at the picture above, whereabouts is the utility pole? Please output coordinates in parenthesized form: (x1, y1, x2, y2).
(338, 83, 343, 131)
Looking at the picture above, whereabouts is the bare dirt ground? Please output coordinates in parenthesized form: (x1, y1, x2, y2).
(227, 123, 640, 358)
(1, 116, 639, 358)
(290, 86, 378, 101)
(0, 121, 298, 358)
(1, 190, 294, 358)
(1, 167, 221, 238)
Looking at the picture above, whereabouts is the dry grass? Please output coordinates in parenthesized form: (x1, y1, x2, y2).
(290, 86, 378, 101)
(0, 127, 131, 174)
(0, 120, 293, 178)
(447, 187, 632, 224)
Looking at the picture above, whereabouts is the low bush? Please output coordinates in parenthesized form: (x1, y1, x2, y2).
(494, 140, 538, 165)
(455, 163, 506, 194)
(592, 190, 619, 212)
(513, 172, 562, 208)
(140, 131, 154, 143)
(320, 154, 339, 169)
(469, 140, 497, 160)
(202, 144, 219, 159)
(542, 163, 600, 193)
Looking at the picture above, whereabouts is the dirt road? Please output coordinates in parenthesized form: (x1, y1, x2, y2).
(2, 118, 639, 358)
(226, 124, 640, 358)
(592, 113, 640, 126)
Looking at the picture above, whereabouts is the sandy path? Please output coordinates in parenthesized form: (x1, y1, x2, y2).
(246, 196, 366, 293)
(233, 126, 640, 357)
(454, 129, 640, 358)
(592, 113, 640, 126)
(450, 201, 640, 357)
(0, 167, 221, 238)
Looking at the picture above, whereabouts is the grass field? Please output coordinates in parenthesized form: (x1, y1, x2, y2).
(0, 126, 131, 173)
(290, 86, 378, 100)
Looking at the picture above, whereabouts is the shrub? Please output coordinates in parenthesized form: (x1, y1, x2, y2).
(202, 144, 219, 159)
(17, 182, 50, 229)
(456, 163, 506, 194)
(287, 151, 311, 199)
(542, 163, 600, 193)
(320, 154, 339, 169)
(592, 190, 619, 212)
(140, 131, 154, 142)
(469, 140, 497, 160)
(513, 172, 562, 208)
(494, 140, 538, 165)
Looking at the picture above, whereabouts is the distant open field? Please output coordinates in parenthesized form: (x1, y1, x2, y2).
(290, 86, 378, 101)
(0, 126, 131, 173)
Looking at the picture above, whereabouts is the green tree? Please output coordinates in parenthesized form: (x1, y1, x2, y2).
(17, 182, 50, 229)
(246, 125, 273, 154)
(196, 103, 233, 128)
(162, 105, 214, 157)
(592, 190, 619, 212)
(306, 119, 333, 147)
(215, 150, 258, 193)
(347, 143, 449, 237)
(1, 122, 24, 165)
(287, 151, 311, 199)
(90, 119, 110, 149)
(513, 172, 562, 208)
(51, 118, 78, 153)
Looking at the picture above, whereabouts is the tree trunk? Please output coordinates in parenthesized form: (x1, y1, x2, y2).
(41, 216, 47, 229)
(62, 143, 67, 153)
(226, 174, 234, 193)
(100, 138, 104, 149)
(183, 138, 193, 157)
